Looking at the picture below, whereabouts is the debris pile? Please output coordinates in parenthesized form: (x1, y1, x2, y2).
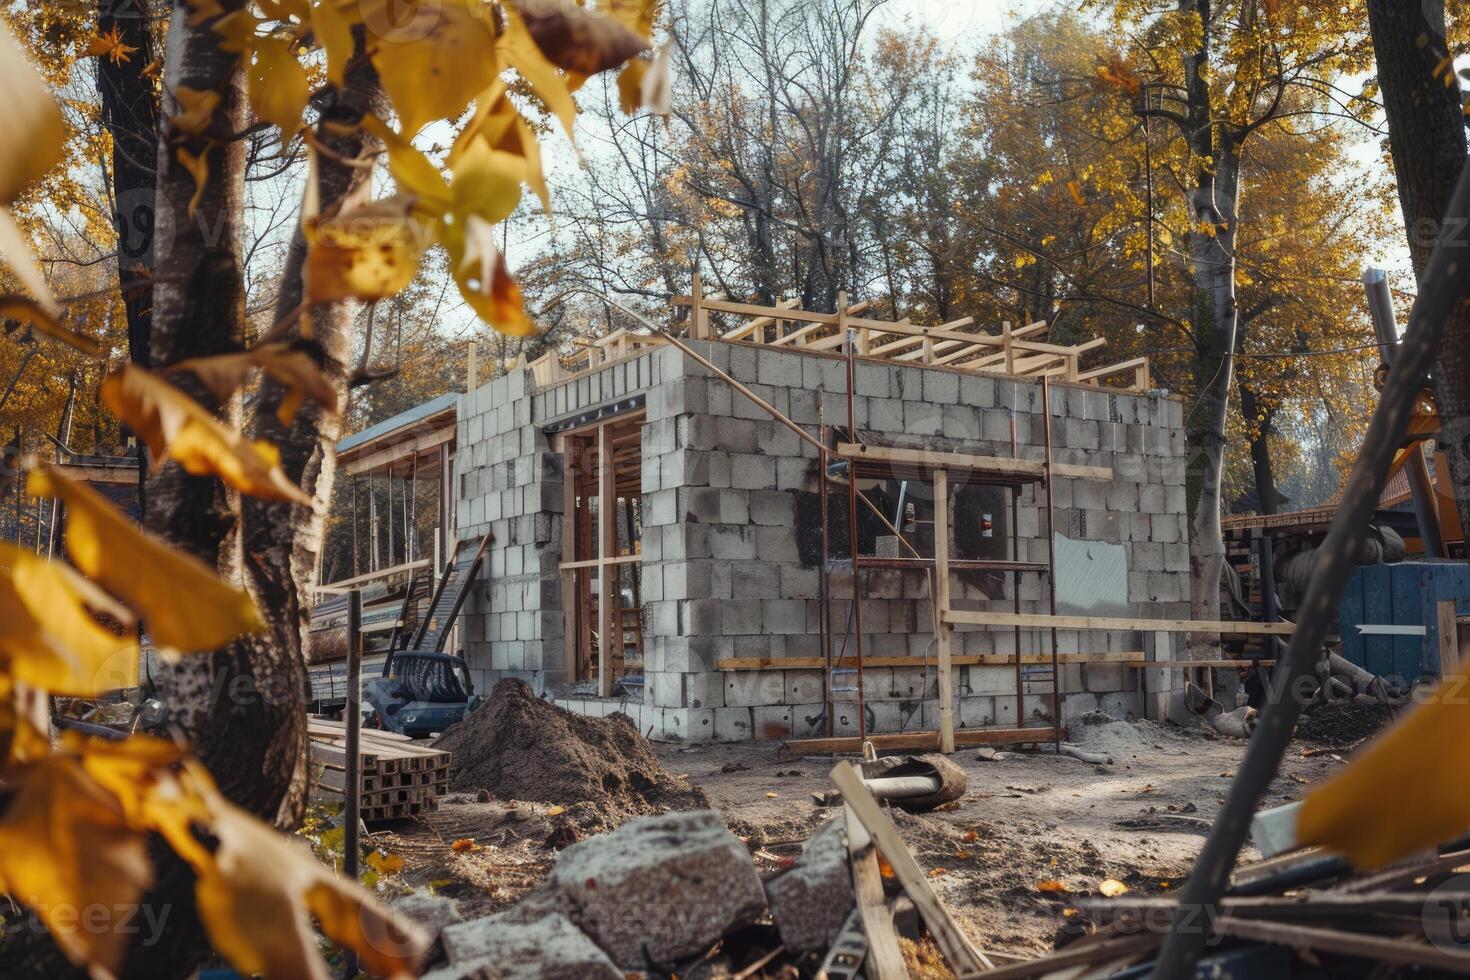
(434, 678, 708, 839)
(396, 758, 1000, 979)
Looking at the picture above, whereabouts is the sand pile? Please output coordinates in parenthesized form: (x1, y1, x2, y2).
(435, 679, 708, 831)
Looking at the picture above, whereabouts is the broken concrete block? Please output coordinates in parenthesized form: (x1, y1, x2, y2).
(764, 818, 855, 952)
(391, 891, 463, 952)
(549, 809, 767, 967)
(431, 910, 620, 980)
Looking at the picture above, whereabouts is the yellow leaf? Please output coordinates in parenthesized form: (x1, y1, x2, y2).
(170, 342, 339, 426)
(366, 850, 405, 875)
(366, 0, 499, 135)
(1036, 879, 1070, 893)
(0, 295, 105, 355)
(101, 364, 314, 505)
(617, 57, 647, 115)
(0, 756, 151, 974)
(190, 788, 427, 979)
(172, 85, 221, 136)
(0, 542, 140, 695)
(211, 9, 260, 54)
(0, 23, 66, 206)
(928, 867, 948, 878)
(1066, 179, 1086, 207)
(27, 463, 263, 652)
(360, 114, 450, 209)
(248, 34, 308, 134)
(498, 3, 578, 141)
(446, 214, 538, 336)
(638, 42, 673, 117)
(177, 144, 211, 220)
(1299, 675, 1470, 868)
(305, 195, 426, 304)
(451, 837, 481, 852)
(515, 0, 649, 79)
(83, 23, 140, 65)
(449, 134, 524, 227)
(545, 804, 566, 816)
(311, 0, 355, 87)
(1098, 878, 1129, 897)
(448, 85, 549, 212)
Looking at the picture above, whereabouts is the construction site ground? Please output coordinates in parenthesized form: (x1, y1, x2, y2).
(361, 711, 1357, 960)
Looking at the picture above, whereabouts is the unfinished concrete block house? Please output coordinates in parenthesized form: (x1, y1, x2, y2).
(429, 280, 1298, 750)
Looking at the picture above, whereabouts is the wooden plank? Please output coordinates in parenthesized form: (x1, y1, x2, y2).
(1078, 356, 1148, 383)
(718, 652, 1149, 670)
(846, 808, 908, 980)
(597, 420, 616, 697)
(1439, 599, 1461, 677)
(342, 425, 455, 476)
(557, 554, 643, 571)
(836, 442, 1113, 483)
(831, 762, 993, 975)
(788, 727, 1058, 754)
(934, 468, 955, 755)
(943, 608, 1296, 636)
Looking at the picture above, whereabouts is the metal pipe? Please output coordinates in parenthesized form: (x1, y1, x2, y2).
(861, 774, 942, 800)
(1363, 267, 1444, 557)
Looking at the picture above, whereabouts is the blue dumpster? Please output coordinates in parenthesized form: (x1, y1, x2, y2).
(1338, 560, 1470, 684)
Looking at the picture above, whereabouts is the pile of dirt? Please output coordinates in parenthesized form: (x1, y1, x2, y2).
(1296, 694, 1394, 746)
(434, 679, 709, 837)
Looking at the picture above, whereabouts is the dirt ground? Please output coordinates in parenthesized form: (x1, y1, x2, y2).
(363, 713, 1348, 958)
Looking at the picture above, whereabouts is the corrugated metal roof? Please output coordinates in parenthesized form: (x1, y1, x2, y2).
(337, 392, 460, 455)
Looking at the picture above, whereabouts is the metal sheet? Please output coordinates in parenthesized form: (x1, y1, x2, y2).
(1053, 533, 1130, 617)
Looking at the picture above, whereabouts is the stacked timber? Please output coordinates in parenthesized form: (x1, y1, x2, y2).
(307, 718, 450, 822)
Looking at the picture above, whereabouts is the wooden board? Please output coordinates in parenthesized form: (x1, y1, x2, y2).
(942, 608, 1296, 637)
(836, 442, 1112, 483)
(787, 727, 1059, 754)
(717, 652, 1147, 670)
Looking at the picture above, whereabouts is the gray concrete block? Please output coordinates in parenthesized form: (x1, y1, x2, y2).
(922, 369, 960, 404)
(714, 706, 754, 741)
(549, 811, 766, 967)
(764, 819, 854, 952)
(434, 911, 620, 980)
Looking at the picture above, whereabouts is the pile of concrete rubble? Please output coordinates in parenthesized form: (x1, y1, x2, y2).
(394, 808, 860, 978)
(390, 754, 986, 978)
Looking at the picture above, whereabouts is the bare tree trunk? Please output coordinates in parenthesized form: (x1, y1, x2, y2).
(1240, 381, 1279, 515)
(94, 0, 159, 517)
(237, 31, 385, 827)
(1367, 0, 1470, 553)
(1183, 143, 1242, 638)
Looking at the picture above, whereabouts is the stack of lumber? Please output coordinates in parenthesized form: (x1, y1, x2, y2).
(307, 718, 451, 822)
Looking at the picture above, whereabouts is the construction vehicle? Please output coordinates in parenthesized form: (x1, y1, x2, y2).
(307, 534, 491, 735)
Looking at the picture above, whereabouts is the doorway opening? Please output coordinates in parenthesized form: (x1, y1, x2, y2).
(559, 411, 644, 696)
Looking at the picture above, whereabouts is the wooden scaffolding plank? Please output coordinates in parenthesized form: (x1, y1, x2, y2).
(836, 442, 1113, 483)
(943, 608, 1296, 636)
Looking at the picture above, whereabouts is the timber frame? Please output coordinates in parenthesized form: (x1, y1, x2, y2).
(525, 270, 1151, 393)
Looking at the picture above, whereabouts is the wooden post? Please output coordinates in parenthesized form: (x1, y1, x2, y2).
(343, 588, 363, 980)
(690, 269, 708, 340)
(1438, 600, 1462, 677)
(1002, 321, 1015, 375)
(597, 422, 616, 697)
(933, 468, 955, 754)
(562, 439, 580, 680)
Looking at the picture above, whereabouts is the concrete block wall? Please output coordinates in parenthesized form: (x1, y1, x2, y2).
(454, 339, 1189, 741)
(633, 344, 1188, 740)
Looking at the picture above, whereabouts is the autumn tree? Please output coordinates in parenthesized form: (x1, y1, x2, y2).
(1079, 0, 1377, 630)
